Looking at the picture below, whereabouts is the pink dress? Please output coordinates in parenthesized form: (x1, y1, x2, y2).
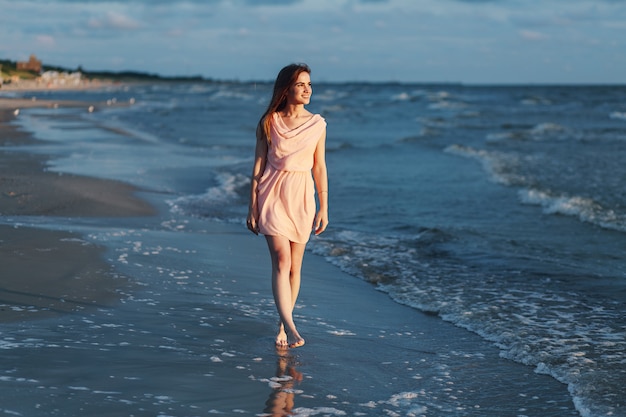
(257, 112, 327, 243)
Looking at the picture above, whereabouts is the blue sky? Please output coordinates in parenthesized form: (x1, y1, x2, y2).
(1, 0, 625, 84)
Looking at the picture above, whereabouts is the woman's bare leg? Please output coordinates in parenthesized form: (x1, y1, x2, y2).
(277, 240, 306, 346)
(266, 235, 306, 348)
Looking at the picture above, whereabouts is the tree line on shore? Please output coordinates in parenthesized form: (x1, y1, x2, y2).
(0, 57, 206, 83)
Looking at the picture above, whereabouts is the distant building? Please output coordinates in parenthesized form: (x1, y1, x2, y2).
(40, 70, 83, 87)
(17, 54, 42, 73)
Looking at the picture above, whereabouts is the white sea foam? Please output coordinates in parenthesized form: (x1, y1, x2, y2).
(327, 329, 357, 336)
(186, 84, 217, 95)
(314, 222, 626, 417)
(445, 144, 626, 232)
(529, 122, 568, 138)
(609, 111, 626, 120)
(167, 172, 249, 218)
(68, 386, 90, 391)
(520, 188, 598, 215)
(315, 89, 349, 102)
(392, 92, 411, 101)
(289, 407, 347, 416)
(428, 100, 465, 110)
(0, 376, 39, 383)
(519, 188, 626, 232)
(520, 96, 552, 106)
(444, 144, 523, 186)
(485, 121, 579, 144)
(390, 89, 427, 102)
(209, 89, 254, 101)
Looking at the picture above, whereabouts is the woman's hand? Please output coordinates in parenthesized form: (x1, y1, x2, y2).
(247, 209, 259, 235)
(313, 210, 328, 235)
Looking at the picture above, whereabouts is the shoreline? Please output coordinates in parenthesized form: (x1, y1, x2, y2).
(0, 102, 155, 323)
(0, 87, 124, 121)
(0, 78, 118, 93)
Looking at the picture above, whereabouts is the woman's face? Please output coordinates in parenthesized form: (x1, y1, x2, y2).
(287, 71, 312, 106)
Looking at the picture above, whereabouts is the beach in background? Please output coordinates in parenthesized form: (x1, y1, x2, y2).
(1, 82, 624, 416)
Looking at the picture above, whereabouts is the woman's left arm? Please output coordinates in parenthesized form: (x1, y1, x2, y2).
(312, 129, 328, 235)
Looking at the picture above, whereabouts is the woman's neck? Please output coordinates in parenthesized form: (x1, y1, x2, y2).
(281, 104, 307, 118)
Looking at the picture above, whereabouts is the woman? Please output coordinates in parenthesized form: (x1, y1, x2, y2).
(247, 63, 328, 349)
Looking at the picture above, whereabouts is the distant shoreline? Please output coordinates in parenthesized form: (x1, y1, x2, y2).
(0, 78, 120, 93)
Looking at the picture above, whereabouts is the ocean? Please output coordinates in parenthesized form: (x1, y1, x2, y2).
(2, 82, 625, 416)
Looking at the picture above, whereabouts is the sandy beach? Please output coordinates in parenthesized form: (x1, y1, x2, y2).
(0, 77, 116, 94)
(1, 101, 154, 322)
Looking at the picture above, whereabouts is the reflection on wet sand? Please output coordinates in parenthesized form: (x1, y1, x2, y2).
(263, 351, 303, 416)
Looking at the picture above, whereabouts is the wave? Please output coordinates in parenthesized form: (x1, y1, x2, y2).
(428, 100, 467, 111)
(397, 128, 441, 142)
(519, 188, 626, 232)
(208, 89, 254, 101)
(390, 89, 427, 102)
(444, 144, 526, 186)
(486, 122, 576, 143)
(391, 92, 411, 101)
(446, 145, 626, 233)
(529, 122, 568, 137)
(520, 95, 552, 106)
(315, 89, 350, 102)
(167, 172, 249, 220)
(609, 111, 626, 121)
(312, 226, 626, 417)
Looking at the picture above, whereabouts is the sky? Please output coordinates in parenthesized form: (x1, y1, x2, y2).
(0, 0, 625, 84)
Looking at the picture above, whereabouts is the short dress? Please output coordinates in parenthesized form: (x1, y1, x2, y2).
(257, 112, 327, 244)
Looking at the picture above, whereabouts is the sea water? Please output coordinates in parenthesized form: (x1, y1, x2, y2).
(4, 82, 626, 416)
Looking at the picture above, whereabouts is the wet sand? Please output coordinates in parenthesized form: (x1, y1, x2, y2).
(0, 101, 155, 323)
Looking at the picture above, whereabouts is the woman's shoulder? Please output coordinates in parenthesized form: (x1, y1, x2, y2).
(303, 112, 323, 121)
(312, 113, 326, 125)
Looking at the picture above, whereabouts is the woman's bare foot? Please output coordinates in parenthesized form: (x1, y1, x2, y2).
(276, 321, 305, 349)
(288, 330, 305, 349)
(289, 337, 305, 349)
(275, 322, 288, 349)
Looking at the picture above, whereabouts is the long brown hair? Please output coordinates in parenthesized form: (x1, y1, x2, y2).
(258, 63, 311, 145)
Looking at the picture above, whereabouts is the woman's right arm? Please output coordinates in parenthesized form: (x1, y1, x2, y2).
(247, 124, 268, 235)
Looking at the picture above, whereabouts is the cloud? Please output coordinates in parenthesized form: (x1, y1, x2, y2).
(241, 0, 302, 4)
(519, 29, 548, 41)
(166, 28, 185, 37)
(88, 11, 141, 30)
(23, 0, 214, 3)
(36, 34, 56, 47)
(1, 0, 624, 83)
(23, 0, 297, 4)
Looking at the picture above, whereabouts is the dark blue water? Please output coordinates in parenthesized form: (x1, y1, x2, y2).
(7, 82, 626, 416)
